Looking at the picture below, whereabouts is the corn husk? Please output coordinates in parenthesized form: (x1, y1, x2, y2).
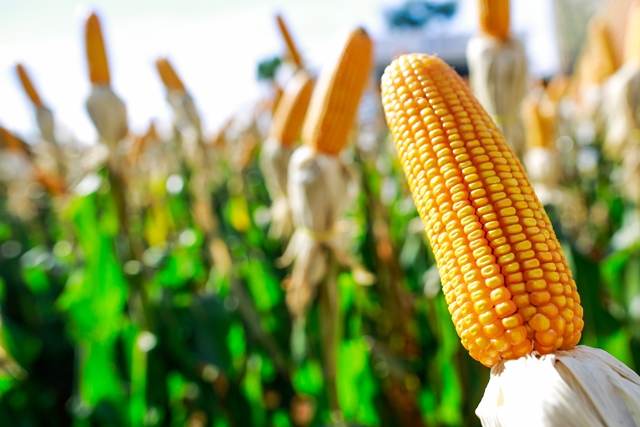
(86, 85, 128, 148)
(279, 145, 371, 317)
(466, 35, 527, 159)
(260, 139, 295, 239)
(476, 346, 640, 427)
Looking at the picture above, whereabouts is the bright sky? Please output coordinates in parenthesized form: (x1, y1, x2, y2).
(0, 0, 558, 144)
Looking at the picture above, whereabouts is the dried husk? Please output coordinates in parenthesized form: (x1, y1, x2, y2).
(259, 138, 295, 239)
(467, 35, 527, 159)
(280, 145, 370, 318)
(476, 346, 640, 427)
(85, 85, 128, 148)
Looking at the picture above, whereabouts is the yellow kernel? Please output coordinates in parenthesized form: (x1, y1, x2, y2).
(529, 313, 551, 331)
(505, 325, 527, 345)
(485, 275, 504, 289)
(483, 321, 505, 338)
(519, 306, 537, 321)
(495, 300, 518, 318)
(478, 309, 498, 325)
(473, 299, 492, 315)
(490, 335, 511, 352)
(501, 313, 524, 329)
(530, 291, 550, 306)
(489, 287, 511, 304)
(538, 304, 559, 318)
(512, 293, 530, 308)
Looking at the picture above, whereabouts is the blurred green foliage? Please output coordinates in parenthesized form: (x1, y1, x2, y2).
(0, 116, 639, 427)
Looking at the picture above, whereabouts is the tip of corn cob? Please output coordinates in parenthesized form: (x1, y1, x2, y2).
(478, 0, 510, 40)
(155, 58, 186, 92)
(84, 11, 111, 86)
(269, 70, 314, 146)
(0, 126, 29, 154)
(381, 54, 584, 367)
(15, 64, 43, 107)
(275, 13, 304, 69)
(301, 26, 373, 156)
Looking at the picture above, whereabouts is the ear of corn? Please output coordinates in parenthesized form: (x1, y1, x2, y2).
(579, 19, 617, 86)
(302, 27, 373, 156)
(478, 0, 510, 40)
(276, 14, 303, 68)
(85, 12, 111, 85)
(268, 70, 314, 146)
(381, 54, 583, 367)
(156, 58, 186, 92)
(0, 126, 29, 154)
(522, 86, 556, 149)
(15, 64, 43, 107)
(624, 2, 640, 63)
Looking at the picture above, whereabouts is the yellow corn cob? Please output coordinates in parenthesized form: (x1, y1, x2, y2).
(85, 12, 111, 85)
(579, 19, 617, 86)
(0, 126, 29, 154)
(624, 2, 640, 63)
(155, 58, 186, 92)
(15, 64, 43, 107)
(521, 88, 556, 149)
(276, 14, 303, 69)
(269, 71, 314, 146)
(381, 54, 583, 367)
(302, 27, 372, 156)
(478, 0, 510, 40)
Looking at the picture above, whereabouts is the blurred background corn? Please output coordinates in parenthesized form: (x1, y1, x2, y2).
(478, 0, 510, 39)
(15, 64, 43, 108)
(268, 70, 314, 146)
(381, 54, 584, 367)
(301, 27, 372, 156)
(276, 14, 303, 69)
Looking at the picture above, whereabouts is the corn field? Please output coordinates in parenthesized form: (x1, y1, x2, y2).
(1, 2, 640, 427)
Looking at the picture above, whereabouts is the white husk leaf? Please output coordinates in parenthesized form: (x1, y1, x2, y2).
(167, 90, 202, 135)
(85, 85, 128, 147)
(280, 145, 372, 317)
(36, 106, 55, 143)
(476, 346, 640, 427)
(259, 137, 295, 239)
(602, 60, 640, 161)
(467, 35, 527, 159)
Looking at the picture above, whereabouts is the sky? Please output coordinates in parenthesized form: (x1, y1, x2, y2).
(0, 0, 559, 144)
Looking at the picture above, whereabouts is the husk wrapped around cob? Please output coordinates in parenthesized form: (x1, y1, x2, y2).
(381, 53, 640, 426)
(260, 69, 314, 240)
(466, 0, 527, 160)
(83, 12, 128, 149)
(280, 27, 373, 318)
